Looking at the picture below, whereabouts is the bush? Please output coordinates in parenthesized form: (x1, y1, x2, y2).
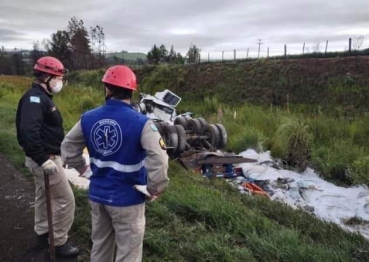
(227, 127, 265, 153)
(272, 117, 313, 171)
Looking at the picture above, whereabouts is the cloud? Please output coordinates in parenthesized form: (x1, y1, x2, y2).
(0, 0, 369, 55)
(0, 28, 25, 41)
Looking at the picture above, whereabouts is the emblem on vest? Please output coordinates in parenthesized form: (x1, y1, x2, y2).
(91, 119, 122, 156)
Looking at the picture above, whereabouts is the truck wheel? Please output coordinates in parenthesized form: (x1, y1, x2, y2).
(203, 124, 220, 150)
(174, 117, 188, 129)
(174, 125, 187, 153)
(187, 119, 202, 134)
(215, 124, 228, 148)
(197, 118, 208, 135)
(163, 125, 178, 151)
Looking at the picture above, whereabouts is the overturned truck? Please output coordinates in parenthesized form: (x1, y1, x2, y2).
(133, 89, 257, 176)
(133, 89, 228, 155)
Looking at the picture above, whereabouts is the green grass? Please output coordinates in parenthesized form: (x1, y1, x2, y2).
(106, 52, 147, 61)
(1, 74, 369, 261)
(177, 98, 369, 184)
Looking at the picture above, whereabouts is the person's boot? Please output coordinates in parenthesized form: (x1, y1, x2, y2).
(55, 242, 79, 258)
(36, 232, 49, 248)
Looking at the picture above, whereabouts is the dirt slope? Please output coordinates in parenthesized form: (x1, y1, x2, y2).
(0, 154, 77, 262)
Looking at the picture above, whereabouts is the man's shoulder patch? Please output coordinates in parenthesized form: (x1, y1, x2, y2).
(30, 96, 40, 103)
(150, 123, 158, 132)
(159, 138, 166, 150)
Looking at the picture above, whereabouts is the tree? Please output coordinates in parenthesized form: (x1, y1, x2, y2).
(0, 48, 26, 75)
(147, 44, 161, 65)
(168, 45, 177, 63)
(176, 53, 185, 64)
(159, 44, 168, 63)
(353, 36, 365, 50)
(11, 52, 25, 75)
(186, 44, 201, 63)
(90, 25, 106, 67)
(45, 30, 73, 70)
(67, 17, 91, 69)
(0, 47, 12, 74)
(30, 41, 44, 66)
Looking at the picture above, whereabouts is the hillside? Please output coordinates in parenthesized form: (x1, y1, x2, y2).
(135, 56, 369, 114)
(106, 51, 147, 61)
(0, 58, 369, 262)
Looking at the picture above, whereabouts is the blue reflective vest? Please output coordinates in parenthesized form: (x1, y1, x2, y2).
(81, 99, 149, 207)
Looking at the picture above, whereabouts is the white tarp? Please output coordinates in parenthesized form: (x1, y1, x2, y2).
(238, 149, 369, 239)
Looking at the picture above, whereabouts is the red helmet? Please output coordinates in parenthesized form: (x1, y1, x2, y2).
(102, 65, 137, 91)
(34, 56, 67, 76)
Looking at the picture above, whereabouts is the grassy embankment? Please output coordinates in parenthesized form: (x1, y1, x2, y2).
(1, 66, 369, 261)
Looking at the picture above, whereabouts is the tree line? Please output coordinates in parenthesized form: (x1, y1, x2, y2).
(0, 16, 203, 75)
(0, 16, 107, 75)
(147, 44, 201, 65)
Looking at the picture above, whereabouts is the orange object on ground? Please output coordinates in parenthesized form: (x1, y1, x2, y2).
(241, 182, 270, 198)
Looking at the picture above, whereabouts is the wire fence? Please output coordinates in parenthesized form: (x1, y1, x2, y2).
(198, 38, 369, 63)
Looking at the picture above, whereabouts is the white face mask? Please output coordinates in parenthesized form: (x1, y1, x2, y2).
(50, 79, 63, 94)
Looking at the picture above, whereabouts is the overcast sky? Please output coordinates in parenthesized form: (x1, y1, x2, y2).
(1, 0, 369, 58)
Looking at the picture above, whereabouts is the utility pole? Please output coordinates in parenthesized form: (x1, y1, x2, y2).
(257, 39, 263, 58)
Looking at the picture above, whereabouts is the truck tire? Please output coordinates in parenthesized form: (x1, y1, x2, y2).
(187, 119, 202, 135)
(163, 125, 178, 151)
(197, 118, 208, 135)
(215, 124, 228, 148)
(174, 117, 188, 129)
(174, 125, 187, 153)
(203, 124, 220, 150)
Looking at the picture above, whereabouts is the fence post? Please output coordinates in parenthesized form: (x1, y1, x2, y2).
(349, 38, 352, 55)
(246, 48, 249, 59)
(302, 42, 305, 54)
(234, 49, 236, 60)
(222, 51, 224, 62)
(208, 52, 209, 62)
(284, 44, 287, 58)
(267, 47, 269, 58)
(325, 40, 328, 56)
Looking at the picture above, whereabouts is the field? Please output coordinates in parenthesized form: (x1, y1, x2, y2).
(106, 52, 147, 61)
(1, 62, 369, 262)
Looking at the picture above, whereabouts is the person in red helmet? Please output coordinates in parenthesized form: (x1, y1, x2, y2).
(61, 65, 169, 262)
(16, 56, 79, 258)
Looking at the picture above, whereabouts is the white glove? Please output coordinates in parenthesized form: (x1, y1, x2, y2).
(134, 185, 152, 197)
(41, 159, 59, 175)
(133, 185, 159, 202)
(80, 165, 92, 179)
